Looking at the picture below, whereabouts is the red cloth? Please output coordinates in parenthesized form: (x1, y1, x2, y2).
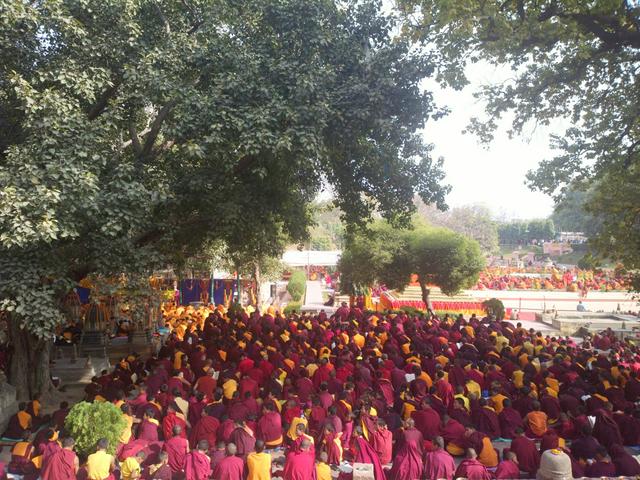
(189, 416, 220, 449)
(372, 429, 392, 465)
(354, 437, 386, 480)
(424, 448, 456, 480)
(323, 432, 343, 465)
(283, 449, 316, 480)
(411, 408, 440, 440)
(498, 407, 523, 439)
(164, 436, 189, 473)
(454, 458, 491, 480)
(441, 418, 465, 448)
(509, 436, 540, 476)
(228, 427, 255, 458)
(162, 412, 187, 440)
(495, 459, 520, 479)
(477, 407, 501, 439)
(388, 440, 423, 480)
(184, 450, 212, 480)
(41, 449, 76, 480)
(138, 419, 159, 442)
(212, 455, 244, 480)
(257, 411, 282, 444)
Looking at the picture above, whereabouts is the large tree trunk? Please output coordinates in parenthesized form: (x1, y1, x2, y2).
(8, 315, 54, 401)
(419, 281, 433, 314)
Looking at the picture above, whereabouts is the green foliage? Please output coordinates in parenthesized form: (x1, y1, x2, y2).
(397, 0, 640, 287)
(287, 270, 306, 302)
(497, 219, 555, 245)
(0, 0, 450, 363)
(65, 401, 126, 458)
(577, 253, 600, 271)
(283, 301, 302, 315)
(309, 201, 346, 250)
(340, 221, 485, 296)
(482, 298, 505, 321)
(415, 199, 499, 253)
(550, 187, 601, 235)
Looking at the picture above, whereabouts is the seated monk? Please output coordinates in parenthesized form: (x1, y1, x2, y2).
(464, 427, 498, 468)
(8, 431, 38, 480)
(509, 427, 540, 477)
(142, 450, 171, 480)
(3, 402, 32, 439)
(440, 414, 466, 456)
(41, 436, 79, 480)
(184, 439, 212, 480)
(495, 450, 520, 479)
(164, 425, 189, 474)
(283, 438, 316, 480)
(424, 436, 456, 480)
(86, 438, 116, 480)
(524, 400, 548, 438)
(454, 448, 491, 480)
(247, 440, 272, 480)
(212, 442, 244, 480)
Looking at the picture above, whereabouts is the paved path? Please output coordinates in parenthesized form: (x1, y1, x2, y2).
(302, 280, 327, 311)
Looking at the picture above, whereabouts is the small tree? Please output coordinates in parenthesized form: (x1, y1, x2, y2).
(340, 222, 485, 309)
(65, 401, 126, 458)
(287, 270, 307, 302)
(482, 298, 506, 321)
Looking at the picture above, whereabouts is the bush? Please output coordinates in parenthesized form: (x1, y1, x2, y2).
(287, 270, 306, 302)
(283, 300, 302, 315)
(482, 298, 506, 320)
(65, 401, 127, 457)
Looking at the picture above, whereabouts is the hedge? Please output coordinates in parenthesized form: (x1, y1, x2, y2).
(287, 270, 306, 302)
(65, 401, 127, 457)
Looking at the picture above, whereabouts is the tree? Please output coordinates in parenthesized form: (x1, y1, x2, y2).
(287, 270, 307, 302)
(414, 199, 499, 253)
(339, 222, 484, 307)
(65, 401, 127, 457)
(550, 186, 602, 235)
(397, 0, 640, 284)
(0, 0, 449, 398)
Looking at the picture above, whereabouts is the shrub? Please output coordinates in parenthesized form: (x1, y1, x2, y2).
(65, 401, 126, 457)
(287, 270, 306, 302)
(482, 298, 506, 320)
(283, 300, 302, 315)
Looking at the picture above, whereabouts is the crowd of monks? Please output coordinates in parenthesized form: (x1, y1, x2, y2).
(474, 267, 628, 292)
(4, 302, 640, 479)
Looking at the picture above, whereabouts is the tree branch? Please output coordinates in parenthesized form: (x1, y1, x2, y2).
(128, 122, 143, 156)
(87, 78, 122, 120)
(141, 100, 178, 160)
(153, 0, 171, 34)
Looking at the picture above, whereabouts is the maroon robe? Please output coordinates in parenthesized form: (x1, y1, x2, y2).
(388, 440, 423, 480)
(41, 449, 76, 480)
(184, 450, 211, 480)
(593, 410, 623, 446)
(138, 419, 160, 442)
(212, 455, 244, 480)
(494, 459, 520, 480)
(372, 429, 392, 465)
(354, 437, 386, 480)
(411, 408, 440, 440)
(424, 448, 456, 480)
(498, 407, 523, 439)
(257, 411, 283, 445)
(283, 449, 316, 480)
(441, 418, 465, 450)
(509, 436, 540, 476)
(162, 412, 187, 440)
(164, 436, 188, 473)
(189, 416, 220, 449)
(454, 458, 491, 480)
(477, 407, 500, 439)
(228, 427, 256, 458)
(585, 459, 616, 477)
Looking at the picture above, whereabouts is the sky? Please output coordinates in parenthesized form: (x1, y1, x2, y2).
(423, 62, 557, 220)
